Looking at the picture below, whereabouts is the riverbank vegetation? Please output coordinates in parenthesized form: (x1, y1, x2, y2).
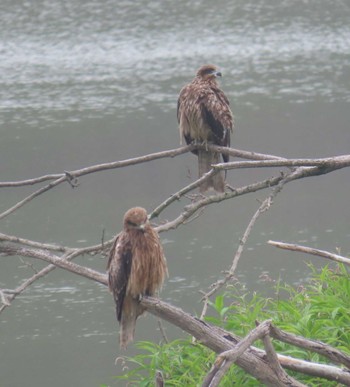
(114, 263, 349, 386)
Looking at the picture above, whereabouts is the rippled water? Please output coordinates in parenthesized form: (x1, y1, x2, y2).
(1, 1, 350, 386)
(1, 0, 349, 120)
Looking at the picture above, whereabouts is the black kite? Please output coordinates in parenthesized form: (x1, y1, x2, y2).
(177, 64, 234, 192)
(107, 207, 168, 349)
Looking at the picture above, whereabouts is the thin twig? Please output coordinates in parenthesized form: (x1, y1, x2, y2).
(0, 145, 195, 188)
(199, 173, 288, 320)
(0, 176, 66, 220)
(0, 145, 195, 219)
(156, 175, 284, 233)
(157, 160, 346, 234)
(150, 169, 218, 220)
(0, 245, 107, 285)
(157, 319, 169, 344)
(0, 244, 108, 315)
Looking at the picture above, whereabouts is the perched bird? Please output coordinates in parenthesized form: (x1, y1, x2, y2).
(177, 64, 234, 193)
(107, 207, 168, 349)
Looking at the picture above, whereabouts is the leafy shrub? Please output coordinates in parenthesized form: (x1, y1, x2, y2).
(107, 264, 349, 386)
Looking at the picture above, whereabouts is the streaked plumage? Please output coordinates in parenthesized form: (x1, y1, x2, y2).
(107, 207, 168, 349)
(177, 64, 234, 192)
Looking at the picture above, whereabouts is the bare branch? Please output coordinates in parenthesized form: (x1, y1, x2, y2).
(0, 232, 67, 252)
(268, 240, 350, 266)
(156, 175, 284, 233)
(157, 319, 169, 344)
(141, 297, 350, 385)
(0, 245, 107, 286)
(0, 145, 195, 219)
(0, 176, 67, 220)
(141, 297, 286, 385)
(203, 144, 288, 161)
(199, 196, 272, 319)
(269, 324, 350, 369)
(157, 156, 349, 234)
(1, 241, 349, 385)
(1, 264, 56, 314)
(2, 147, 348, 224)
(214, 154, 350, 171)
(261, 329, 306, 386)
(150, 146, 292, 221)
(0, 173, 64, 187)
(0, 244, 108, 314)
(199, 169, 292, 320)
(276, 353, 350, 384)
(0, 145, 195, 188)
(149, 169, 218, 220)
(203, 320, 273, 387)
(0, 289, 11, 306)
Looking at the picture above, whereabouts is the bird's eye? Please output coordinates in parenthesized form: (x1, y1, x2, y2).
(127, 220, 138, 227)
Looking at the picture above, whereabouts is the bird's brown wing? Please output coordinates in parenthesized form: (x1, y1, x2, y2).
(107, 233, 133, 322)
(177, 86, 196, 149)
(200, 87, 233, 163)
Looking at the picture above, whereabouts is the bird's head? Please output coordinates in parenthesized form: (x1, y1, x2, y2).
(123, 207, 149, 232)
(196, 64, 222, 81)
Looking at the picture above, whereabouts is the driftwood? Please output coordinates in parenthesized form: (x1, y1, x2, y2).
(1, 146, 350, 385)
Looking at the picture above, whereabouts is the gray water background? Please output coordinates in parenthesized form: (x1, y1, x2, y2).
(1, 1, 350, 386)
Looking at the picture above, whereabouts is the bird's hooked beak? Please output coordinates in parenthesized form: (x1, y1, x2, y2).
(136, 223, 146, 232)
(213, 70, 222, 78)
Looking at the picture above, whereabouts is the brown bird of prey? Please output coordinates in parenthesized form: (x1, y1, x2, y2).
(107, 207, 168, 349)
(177, 64, 234, 193)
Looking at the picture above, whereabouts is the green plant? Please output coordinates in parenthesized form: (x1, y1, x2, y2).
(110, 264, 350, 386)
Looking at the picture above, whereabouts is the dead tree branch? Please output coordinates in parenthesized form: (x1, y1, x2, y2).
(0, 245, 106, 285)
(269, 324, 350, 369)
(2, 146, 348, 223)
(156, 157, 350, 233)
(199, 168, 297, 320)
(141, 297, 350, 386)
(214, 154, 350, 171)
(0, 145, 194, 219)
(203, 320, 307, 387)
(268, 240, 350, 266)
(0, 232, 68, 252)
(199, 193, 274, 320)
(1, 244, 350, 385)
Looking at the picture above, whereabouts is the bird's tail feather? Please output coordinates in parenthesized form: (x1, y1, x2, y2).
(119, 298, 144, 350)
(198, 150, 225, 193)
